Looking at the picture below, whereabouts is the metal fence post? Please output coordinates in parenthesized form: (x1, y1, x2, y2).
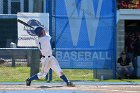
(46, 69, 52, 82)
(49, 69, 52, 81)
(30, 49, 40, 76)
(27, 50, 32, 67)
(11, 55, 15, 67)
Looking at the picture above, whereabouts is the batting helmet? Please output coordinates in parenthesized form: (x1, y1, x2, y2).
(34, 26, 44, 37)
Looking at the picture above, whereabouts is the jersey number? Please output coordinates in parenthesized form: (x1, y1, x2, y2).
(39, 42, 42, 50)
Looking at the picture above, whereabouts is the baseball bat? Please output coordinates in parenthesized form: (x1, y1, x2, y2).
(17, 19, 34, 29)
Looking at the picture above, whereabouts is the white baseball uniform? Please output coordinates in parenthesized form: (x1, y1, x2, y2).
(36, 33, 62, 79)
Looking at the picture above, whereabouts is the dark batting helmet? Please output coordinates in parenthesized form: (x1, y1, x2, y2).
(34, 26, 44, 37)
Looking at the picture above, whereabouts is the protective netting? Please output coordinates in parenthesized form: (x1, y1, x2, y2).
(54, 0, 116, 71)
(0, 0, 41, 82)
(1, 0, 139, 83)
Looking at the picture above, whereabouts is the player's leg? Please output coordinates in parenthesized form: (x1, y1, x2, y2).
(50, 56, 75, 87)
(26, 61, 51, 86)
(26, 74, 38, 86)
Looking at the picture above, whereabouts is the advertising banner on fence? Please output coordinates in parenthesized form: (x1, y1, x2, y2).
(17, 13, 49, 47)
(55, 0, 116, 69)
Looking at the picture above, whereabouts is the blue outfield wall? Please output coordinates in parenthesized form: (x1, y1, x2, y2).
(51, 0, 116, 69)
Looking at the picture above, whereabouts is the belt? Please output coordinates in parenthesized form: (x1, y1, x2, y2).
(42, 55, 51, 58)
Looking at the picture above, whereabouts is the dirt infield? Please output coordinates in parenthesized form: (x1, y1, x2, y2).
(0, 82, 140, 93)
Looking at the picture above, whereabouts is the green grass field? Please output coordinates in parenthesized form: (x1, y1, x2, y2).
(0, 66, 94, 82)
(0, 66, 140, 82)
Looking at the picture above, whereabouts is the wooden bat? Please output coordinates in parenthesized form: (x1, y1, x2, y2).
(17, 19, 34, 29)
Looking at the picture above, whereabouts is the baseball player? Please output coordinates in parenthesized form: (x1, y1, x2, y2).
(26, 27, 75, 87)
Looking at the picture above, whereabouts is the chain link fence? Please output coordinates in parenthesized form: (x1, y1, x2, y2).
(0, 0, 95, 82)
(0, 0, 45, 82)
(0, 0, 124, 82)
(0, 48, 40, 82)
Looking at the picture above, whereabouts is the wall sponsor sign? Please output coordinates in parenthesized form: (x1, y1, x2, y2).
(17, 13, 49, 47)
(54, 0, 116, 69)
(55, 49, 113, 69)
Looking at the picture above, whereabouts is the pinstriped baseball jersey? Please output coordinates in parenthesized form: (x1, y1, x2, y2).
(36, 33, 52, 57)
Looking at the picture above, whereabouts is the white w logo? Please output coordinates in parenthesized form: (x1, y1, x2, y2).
(65, 0, 103, 46)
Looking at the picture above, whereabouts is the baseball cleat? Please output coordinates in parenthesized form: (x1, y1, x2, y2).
(67, 81, 75, 87)
(26, 78, 31, 86)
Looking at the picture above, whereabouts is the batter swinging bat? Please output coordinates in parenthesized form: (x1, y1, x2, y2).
(17, 19, 34, 29)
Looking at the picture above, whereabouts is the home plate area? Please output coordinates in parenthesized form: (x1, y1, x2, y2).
(0, 81, 140, 93)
